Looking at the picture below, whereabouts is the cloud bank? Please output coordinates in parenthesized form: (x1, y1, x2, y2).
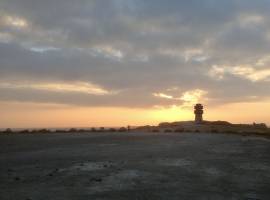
(0, 0, 270, 108)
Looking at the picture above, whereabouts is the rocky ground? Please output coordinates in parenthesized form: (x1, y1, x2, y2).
(0, 132, 270, 200)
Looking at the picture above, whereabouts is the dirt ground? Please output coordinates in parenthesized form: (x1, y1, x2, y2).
(0, 132, 270, 200)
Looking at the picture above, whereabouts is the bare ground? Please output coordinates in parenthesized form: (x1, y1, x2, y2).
(0, 132, 270, 200)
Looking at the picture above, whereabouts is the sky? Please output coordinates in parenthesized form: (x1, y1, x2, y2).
(0, 0, 270, 128)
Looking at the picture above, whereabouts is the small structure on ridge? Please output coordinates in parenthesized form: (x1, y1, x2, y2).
(194, 103, 204, 124)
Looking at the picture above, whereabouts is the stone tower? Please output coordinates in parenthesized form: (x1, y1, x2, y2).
(194, 104, 203, 124)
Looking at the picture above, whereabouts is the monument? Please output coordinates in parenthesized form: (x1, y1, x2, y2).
(194, 103, 204, 124)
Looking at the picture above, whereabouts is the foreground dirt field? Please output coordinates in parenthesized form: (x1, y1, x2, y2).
(0, 132, 270, 200)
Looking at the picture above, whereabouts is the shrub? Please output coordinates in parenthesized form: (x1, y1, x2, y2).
(159, 122, 171, 128)
(118, 127, 127, 132)
(54, 129, 66, 133)
(109, 128, 116, 132)
(211, 129, 219, 133)
(68, 128, 77, 132)
(164, 129, 172, 133)
(91, 128, 97, 132)
(4, 128, 13, 134)
(210, 121, 232, 126)
(174, 128, 184, 133)
(19, 129, 30, 134)
(99, 127, 105, 132)
(225, 130, 238, 134)
(37, 129, 50, 133)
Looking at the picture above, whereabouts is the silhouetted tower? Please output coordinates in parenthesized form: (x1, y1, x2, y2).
(194, 104, 204, 124)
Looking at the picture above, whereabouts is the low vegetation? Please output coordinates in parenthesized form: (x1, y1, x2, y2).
(1, 126, 269, 139)
(0, 127, 130, 134)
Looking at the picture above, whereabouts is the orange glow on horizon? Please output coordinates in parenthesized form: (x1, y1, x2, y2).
(0, 100, 269, 129)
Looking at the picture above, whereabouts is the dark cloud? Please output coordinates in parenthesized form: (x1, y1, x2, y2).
(0, 0, 270, 108)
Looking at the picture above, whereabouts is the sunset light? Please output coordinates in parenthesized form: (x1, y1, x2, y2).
(1, 1, 270, 199)
(0, 0, 269, 128)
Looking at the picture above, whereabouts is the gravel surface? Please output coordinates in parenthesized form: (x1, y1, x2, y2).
(0, 132, 270, 200)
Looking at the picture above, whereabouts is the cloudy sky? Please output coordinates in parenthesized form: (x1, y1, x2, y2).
(0, 0, 270, 128)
